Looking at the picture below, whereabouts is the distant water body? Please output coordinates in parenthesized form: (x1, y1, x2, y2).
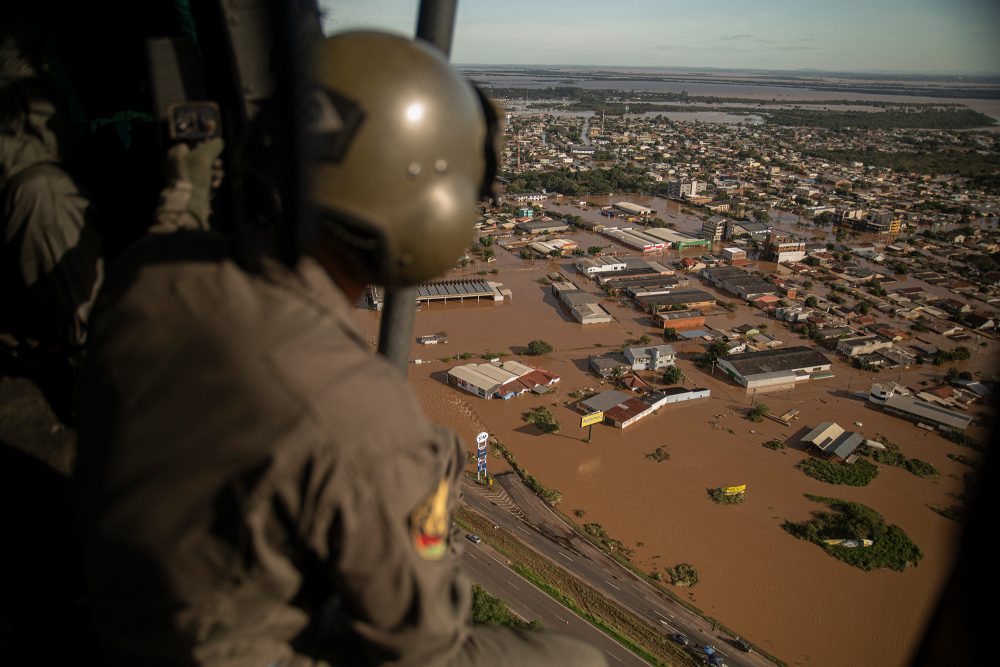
(472, 73, 1000, 123)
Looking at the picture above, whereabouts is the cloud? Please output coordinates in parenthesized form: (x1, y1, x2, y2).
(721, 34, 754, 41)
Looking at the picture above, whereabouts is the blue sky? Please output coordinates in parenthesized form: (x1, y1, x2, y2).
(317, 0, 1000, 74)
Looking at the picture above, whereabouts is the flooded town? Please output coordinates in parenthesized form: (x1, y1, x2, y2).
(354, 80, 999, 667)
(2, 3, 997, 666)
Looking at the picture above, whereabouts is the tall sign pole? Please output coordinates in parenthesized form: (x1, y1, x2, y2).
(581, 411, 603, 443)
(476, 431, 489, 482)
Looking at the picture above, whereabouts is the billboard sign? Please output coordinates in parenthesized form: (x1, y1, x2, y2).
(580, 411, 604, 428)
(476, 432, 489, 445)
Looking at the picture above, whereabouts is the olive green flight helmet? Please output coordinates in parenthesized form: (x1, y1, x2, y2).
(308, 31, 498, 286)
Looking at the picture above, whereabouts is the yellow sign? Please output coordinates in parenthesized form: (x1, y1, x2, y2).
(722, 484, 747, 495)
(581, 411, 604, 428)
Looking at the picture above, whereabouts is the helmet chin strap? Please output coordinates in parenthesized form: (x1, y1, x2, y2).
(316, 208, 393, 285)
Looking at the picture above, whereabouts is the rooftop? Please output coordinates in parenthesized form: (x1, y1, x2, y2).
(720, 346, 832, 377)
(580, 390, 634, 413)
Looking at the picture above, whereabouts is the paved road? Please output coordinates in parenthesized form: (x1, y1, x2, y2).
(461, 473, 775, 667)
(462, 540, 649, 667)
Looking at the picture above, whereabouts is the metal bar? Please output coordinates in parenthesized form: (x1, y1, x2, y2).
(377, 0, 459, 372)
(415, 0, 458, 55)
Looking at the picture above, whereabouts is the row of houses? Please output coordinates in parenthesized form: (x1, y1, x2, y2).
(588, 344, 677, 378)
(578, 387, 711, 429)
(447, 361, 560, 400)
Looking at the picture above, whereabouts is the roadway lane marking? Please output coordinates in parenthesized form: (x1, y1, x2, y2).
(659, 620, 678, 633)
(653, 610, 668, 621)
(605, 651, 623, 663)
(507, 581, 520, 591)
(559, 552, 574, 562)
(487, 553, 506, 567)
(605, 580, 622, 591)
(554, 614, 570, 624)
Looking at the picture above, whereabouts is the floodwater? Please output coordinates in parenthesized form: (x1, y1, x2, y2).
(478, 73, 1000, 122)
(520, 105, 764, 125)
(355, 248, 994, 667)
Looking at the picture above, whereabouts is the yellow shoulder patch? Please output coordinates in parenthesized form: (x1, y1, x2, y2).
(410, 478, 451, 560)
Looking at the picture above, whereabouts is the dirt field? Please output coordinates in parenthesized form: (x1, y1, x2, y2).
(354, 245, 993, 667)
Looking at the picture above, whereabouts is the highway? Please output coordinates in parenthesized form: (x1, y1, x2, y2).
(460, 472, 776, 667)
(462, 540, 649, 667)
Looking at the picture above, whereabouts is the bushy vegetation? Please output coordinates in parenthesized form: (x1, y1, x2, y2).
(929, 506, 965, 523)
(506, 166, 654, 197)
(645, 446, 671, 462)
(583, 522, 631, 558)
(763, 439, 787, 450)
(932, 346, 971, 365)
(783, 495, 923, 571)
(707, 487, 745, 505)
(695, 340, 730, 368)
(948, 453, 981, 470)
(797, 458, 879, 486)
(525, 339, 554, 356)
(472, 584, 542, 630)
(939, 428, 985, 452)
(806, 148, 1000, 183)
(768, 108, 996, 130)
(746, 404, 770, 422)
(662, 365, 682, 385)
(665, 563, 700, 587)
(523, 406, 561, 434)
(860, 438, 938, 478)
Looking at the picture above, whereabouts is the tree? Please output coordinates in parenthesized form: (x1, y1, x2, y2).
(805, 296, 819, 308)
(753, 209, 771, 224)
(472, 584, 542, 630)
(662, 365, 683, 385)
(663, 327, 678, 341)
(525, 340, 553, 356)
(479, 235, 494, 247)
(524, 406, 560, 434)
(482, 248, 495, 261)
(747, 404, 770, 422)
(587, 246, 602, 255)
(638, 334, 652, 345)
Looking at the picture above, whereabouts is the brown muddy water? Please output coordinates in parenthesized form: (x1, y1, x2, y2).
(354, 255, 991, 667)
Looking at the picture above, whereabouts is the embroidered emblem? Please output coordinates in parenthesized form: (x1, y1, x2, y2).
(410, 478, 450, 560)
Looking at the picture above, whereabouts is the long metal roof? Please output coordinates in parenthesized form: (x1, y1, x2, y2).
(416, 281, 494, 298)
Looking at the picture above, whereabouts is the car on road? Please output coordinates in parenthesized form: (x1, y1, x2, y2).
(735, 637, 752, 653)
(669, 632, 689, 646)
(466, 533, 482, 544)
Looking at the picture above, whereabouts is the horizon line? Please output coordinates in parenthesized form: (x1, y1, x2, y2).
(452, 63, 1000, 79)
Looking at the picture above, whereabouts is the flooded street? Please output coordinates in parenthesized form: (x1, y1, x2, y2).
(352, 245, 993, 667)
